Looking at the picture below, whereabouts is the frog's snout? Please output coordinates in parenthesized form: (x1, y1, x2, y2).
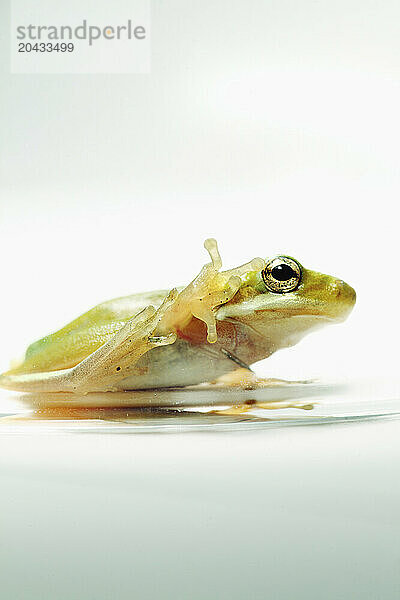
(327, 279, 356, 319)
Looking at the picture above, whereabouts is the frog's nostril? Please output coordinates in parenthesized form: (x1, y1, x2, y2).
(336, 279, 345, 290)
(332, 279, 356, 303)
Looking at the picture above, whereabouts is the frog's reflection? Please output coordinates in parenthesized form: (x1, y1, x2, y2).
(13, 404, 217, 423)
(20, 400, 314, 422)
(18, 381, 326, 409)
(2, 383, 321, 427)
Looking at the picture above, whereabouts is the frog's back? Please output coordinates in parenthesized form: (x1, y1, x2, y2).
(10, 291, 168, 375)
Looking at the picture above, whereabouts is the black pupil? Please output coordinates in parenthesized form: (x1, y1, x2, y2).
(271, 264, 297, 281)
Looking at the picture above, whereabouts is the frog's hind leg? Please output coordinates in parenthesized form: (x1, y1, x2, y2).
(0, 291, 178, 394)
(68, 291, 178, 393)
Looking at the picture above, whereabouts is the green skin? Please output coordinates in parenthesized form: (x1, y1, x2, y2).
(0, 255, 356, 393)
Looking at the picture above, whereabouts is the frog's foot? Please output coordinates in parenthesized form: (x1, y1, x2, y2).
(157, 239, 265, 344)
(212, 399, 314, 416)
(209, 368, 314, 389)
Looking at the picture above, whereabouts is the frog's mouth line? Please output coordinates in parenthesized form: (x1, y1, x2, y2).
(257, 309, 345, 322)
(218, 307, 349, 324)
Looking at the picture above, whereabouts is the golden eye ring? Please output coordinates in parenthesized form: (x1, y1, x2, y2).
(262, 256, 302, 293)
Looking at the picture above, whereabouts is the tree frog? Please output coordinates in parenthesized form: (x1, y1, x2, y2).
(0, 239, 356, 394)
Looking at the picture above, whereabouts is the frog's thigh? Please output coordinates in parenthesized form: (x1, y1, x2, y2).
(70, 296, 177, 393)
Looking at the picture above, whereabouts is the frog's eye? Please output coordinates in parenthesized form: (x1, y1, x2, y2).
(262, 256, 302, 293)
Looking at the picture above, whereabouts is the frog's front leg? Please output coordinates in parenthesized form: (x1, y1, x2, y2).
(188, 276, 242, 343)
(157, 239, 265, 344)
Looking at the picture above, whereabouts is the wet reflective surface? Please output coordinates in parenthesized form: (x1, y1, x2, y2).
(1, 377, 400, 600)
(1, 378, 399, 433)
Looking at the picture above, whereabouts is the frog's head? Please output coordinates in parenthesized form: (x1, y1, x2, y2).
(216, 256, 356, 355)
